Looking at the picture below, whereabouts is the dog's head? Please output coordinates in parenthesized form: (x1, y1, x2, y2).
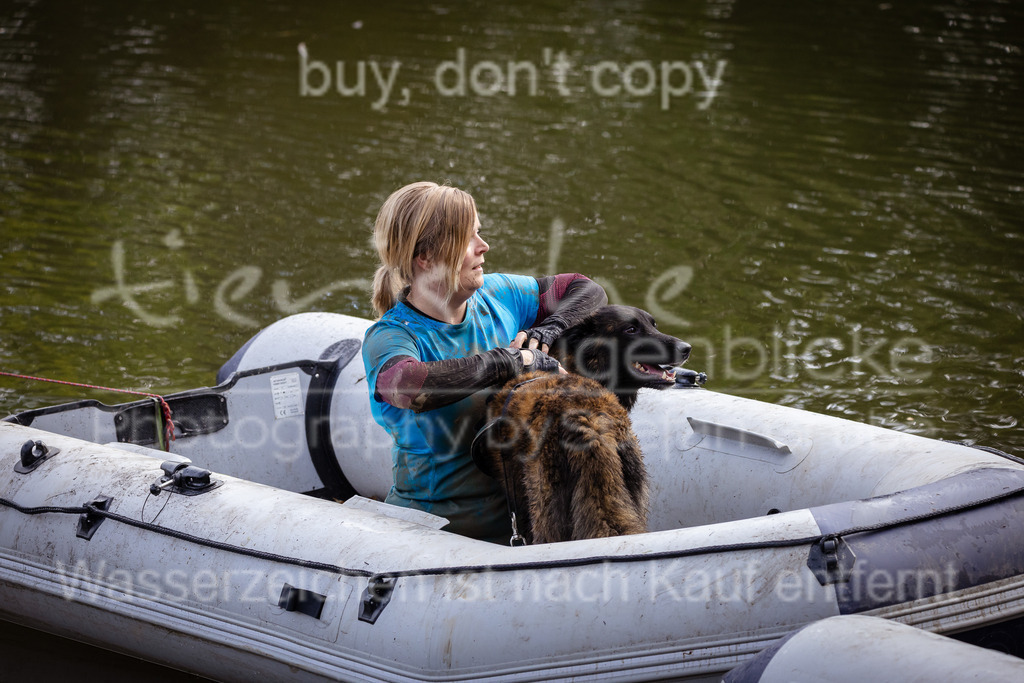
(551, 305, 691, 410)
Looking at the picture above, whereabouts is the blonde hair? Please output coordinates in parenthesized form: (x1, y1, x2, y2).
(370, 181, 478, 317)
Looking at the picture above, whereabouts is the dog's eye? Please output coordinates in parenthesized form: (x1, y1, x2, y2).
(625, 326, 638, 335)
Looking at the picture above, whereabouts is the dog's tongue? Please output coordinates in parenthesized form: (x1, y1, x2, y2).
(632, 361, 677, 381)
(639, 363, 676, 380)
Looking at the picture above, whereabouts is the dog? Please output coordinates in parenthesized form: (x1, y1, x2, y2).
(472, 305, 691, 544)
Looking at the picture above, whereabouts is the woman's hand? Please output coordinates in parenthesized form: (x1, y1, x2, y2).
(510, 330, 548, 353)
(518, 348, 568, 375)
(511, 320, 567, 354)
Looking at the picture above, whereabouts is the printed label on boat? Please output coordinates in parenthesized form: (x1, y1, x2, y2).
(270, 372, 304, 419)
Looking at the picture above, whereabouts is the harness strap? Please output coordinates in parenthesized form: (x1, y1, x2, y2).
(482, 376, 547, 546)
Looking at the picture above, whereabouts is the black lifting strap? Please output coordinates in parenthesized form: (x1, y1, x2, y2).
(470, 376, 547, 546)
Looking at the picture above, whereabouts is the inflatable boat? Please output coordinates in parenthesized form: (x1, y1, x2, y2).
(2, 311, 1024, 681)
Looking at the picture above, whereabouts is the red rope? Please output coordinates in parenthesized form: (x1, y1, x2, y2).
(0, 371, 175, 449)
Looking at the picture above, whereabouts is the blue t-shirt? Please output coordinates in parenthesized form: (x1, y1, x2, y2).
(362, 273, 540, 542)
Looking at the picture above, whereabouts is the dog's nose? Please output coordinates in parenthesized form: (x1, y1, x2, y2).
(677, 341, 691, 362)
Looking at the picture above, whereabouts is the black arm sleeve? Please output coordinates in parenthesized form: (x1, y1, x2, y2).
(523, 274, 608, 347)
(375, 348, 524, 413)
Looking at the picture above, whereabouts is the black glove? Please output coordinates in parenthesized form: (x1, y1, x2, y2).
(520, 315, 568, 350)
(507, 347, 561, 374)
(524, 348, 562, 373)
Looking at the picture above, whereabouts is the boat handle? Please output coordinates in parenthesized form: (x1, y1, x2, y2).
(686, 417, 792, 454)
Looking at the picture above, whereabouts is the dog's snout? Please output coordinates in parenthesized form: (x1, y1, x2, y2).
(676, 341, 691, 363)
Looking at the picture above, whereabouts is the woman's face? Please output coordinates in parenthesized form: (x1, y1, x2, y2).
(456, 213, 489, 297)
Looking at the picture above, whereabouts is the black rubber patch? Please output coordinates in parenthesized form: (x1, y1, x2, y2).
(278, 583, 328, 620)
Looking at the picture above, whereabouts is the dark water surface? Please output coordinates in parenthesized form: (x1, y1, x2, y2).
(1, 0, 1022, 678)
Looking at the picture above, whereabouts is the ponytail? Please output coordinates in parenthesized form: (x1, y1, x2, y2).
(371, 265, 402, 318)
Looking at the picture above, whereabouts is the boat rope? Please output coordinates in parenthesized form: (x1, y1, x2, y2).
(3, 473, 1024, 582)
(0, 371, 175, 450)
(0, 496, 374, 577)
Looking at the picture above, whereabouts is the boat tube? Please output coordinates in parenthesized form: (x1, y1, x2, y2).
(724, 614, 1024, 682)
(2, 311, 1024, 681)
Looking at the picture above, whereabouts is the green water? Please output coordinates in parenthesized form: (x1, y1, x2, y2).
(1, 0, 1022, 676)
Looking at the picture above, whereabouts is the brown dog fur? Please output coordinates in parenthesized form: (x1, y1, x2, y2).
(475, 305, 690, 544)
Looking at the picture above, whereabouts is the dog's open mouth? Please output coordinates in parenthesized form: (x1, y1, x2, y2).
(631, 362, 676, 382)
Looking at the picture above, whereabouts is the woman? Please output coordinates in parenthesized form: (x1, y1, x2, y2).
(362, 181, 607, 543)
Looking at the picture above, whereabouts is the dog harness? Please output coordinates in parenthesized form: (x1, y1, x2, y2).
(470, 375, 548, 546)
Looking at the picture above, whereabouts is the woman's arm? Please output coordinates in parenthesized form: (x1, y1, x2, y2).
(513, 274, 608, 351)
(374, 347, 559, 413)
(370, 274, 596, 413)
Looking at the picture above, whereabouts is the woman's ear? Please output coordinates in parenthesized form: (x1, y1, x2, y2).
(413, 251, 433, 273)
